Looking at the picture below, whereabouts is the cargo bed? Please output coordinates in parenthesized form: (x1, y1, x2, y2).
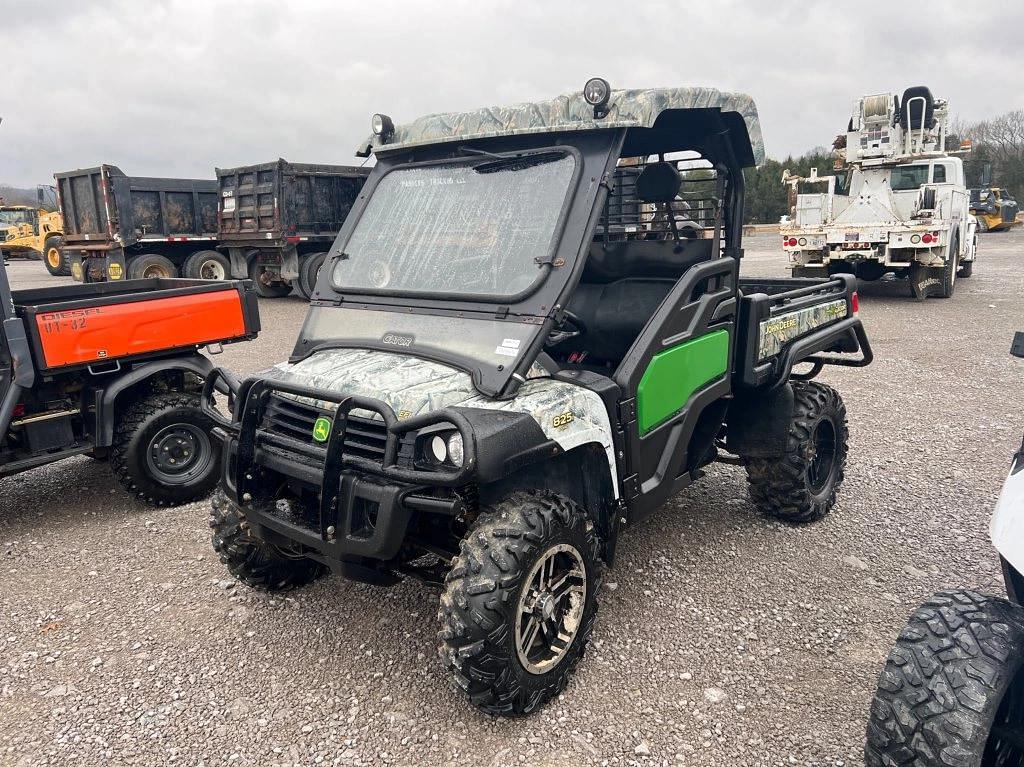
(12, 278, 259, 373)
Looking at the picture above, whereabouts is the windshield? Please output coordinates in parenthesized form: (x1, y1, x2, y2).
(332, 153, 576, 299)
(889, 164, 930, 191)
(0, 209, 33, 226)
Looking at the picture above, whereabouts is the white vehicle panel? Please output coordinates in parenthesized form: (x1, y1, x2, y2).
(991, 463, 1024, 574)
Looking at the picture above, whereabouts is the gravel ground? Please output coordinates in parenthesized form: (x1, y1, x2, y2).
(2, 231, 1023, 767)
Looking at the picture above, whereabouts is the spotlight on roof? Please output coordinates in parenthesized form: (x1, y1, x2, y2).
(371, 113, 394, 142)
(583, 77, 611, 118)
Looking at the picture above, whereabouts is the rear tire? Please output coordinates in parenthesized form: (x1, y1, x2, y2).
(959, 258, 974, 278)
(183, 249, 230, 280)
(110, 392, 220, 506)
(438, 490, 601, 716)
(936, 238, 958, 298)
(865, 590, 1024, 767)
(127, 253, 178, 280)
(248, 260, 292, 298)
(298, 252, 327, 299)
(744, 381, 848, 523)
(42, 236, 69, 276)
(210, 489, 327, 591)
(977, 216, 990, 233)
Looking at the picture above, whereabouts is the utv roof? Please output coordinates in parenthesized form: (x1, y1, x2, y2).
(360, 86, 765, 167)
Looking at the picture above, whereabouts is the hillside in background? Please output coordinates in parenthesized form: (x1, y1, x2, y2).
(0, 184, 57, 211)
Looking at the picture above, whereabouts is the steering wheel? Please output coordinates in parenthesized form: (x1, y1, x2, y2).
(545, 309, 588, 348)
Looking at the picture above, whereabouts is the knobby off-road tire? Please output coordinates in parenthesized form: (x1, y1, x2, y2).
(110, 392, 220, 506)
(209, 489, 327, 591)
(865, 590, 1024, 767)
(438, 491, 601, 716)
(42, 235, 69, 276)
(744, 381, 848, 523)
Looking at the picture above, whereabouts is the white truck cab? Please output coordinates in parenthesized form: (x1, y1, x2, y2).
(782, 86, 977, 299)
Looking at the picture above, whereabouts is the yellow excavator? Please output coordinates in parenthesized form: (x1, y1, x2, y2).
(0, 199, 66, 274)
(969, 187, 1021, 233)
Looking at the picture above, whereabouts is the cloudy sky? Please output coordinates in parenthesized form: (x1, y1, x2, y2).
(2, 0, 1020, 187)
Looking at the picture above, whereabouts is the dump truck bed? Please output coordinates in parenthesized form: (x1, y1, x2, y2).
(216, 160, 370, 247)
(12, 278, 259, 373)
(56, 165, 219, 251)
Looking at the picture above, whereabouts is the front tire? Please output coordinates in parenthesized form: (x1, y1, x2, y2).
(865, 590, 1024, 767)
(438, 491, 601, 716)
(110, 392, 220, 506)
(42, 236, 69, 276)
(744, 381, 848, 523)
(210, 490, 327, 590)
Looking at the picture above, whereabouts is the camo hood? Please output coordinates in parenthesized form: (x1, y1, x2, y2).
(263, 348, 619, 495)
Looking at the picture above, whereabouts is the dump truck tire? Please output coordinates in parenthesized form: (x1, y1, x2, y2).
(298, 252, 327, 299)
(248, 260, 292, 298)
(183, 250, 230, 280)
(210, 489, 327, 591)
(42, 236, 69, 276)
(111, 392, 220, 506)
(959, 258, 974, 278)
(127, 254, 178, 280)
(438, 490, 601, 717)
(865, 590, 1024, 766)
(744, 381, 848, 523)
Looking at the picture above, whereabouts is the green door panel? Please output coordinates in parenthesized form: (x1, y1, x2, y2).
(636, 329, 729, 435)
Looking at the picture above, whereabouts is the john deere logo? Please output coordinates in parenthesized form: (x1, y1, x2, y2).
(312, 417, 332, 443)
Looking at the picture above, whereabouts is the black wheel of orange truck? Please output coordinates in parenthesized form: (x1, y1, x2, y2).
(127, 253, 178, 279)
(42, 236, 69, 276)
(865, 590, 1024, 767)
(247, 260, 292, 298)
(110, 392, 221, 506)
(744, 381, 848, 523)
(210, 489, 327, 590)
(438, 491, 601, 716)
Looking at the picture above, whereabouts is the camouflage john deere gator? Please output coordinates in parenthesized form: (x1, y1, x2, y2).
(202, 80, 872, 715)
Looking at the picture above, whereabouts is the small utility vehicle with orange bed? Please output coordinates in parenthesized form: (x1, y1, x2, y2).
(0, 261, 259, 505)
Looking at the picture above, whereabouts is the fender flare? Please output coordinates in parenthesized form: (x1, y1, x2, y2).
(94, 355, 214, 447)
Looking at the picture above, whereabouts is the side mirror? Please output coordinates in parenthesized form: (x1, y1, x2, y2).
(1012, 332, 1024, 358)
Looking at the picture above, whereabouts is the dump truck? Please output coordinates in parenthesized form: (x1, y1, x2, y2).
(215, 160, 370, 298)
(56, 165, 221, 283)
(0, 258, 260, 505)
(970, 186, 1021, 232)
(0, 201, 64, 274)
(782, 86, 978, 299)
(203, 80, 872, 716)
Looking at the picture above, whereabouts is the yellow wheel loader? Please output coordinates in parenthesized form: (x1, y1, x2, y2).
(0, 204, 67, 275)
(970, 187, 1022, 233)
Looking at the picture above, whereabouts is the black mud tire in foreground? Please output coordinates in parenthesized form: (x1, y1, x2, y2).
(42, 235, 69, 276)
(110, 392, 220, 506)
(210, 489, 327, 591)
(744, 381, 848, 523)
(438, 491, 601, 716)
(865, 590, 1024, 767)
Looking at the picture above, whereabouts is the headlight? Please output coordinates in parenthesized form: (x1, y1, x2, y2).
(446, 433, 464, 466)
(418, 428, 464, 468)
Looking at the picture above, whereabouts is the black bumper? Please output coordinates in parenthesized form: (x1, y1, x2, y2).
(203, 371, 473, 562)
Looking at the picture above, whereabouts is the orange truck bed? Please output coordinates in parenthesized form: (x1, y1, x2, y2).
(14, 278, 260, 372)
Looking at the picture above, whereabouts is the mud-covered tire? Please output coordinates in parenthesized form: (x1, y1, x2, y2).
(183, 249, 230, 280)
(744, 381, 848, 523)
(977, 216, 990, 233)
(127, 253, 177, 279)
(438, 490, 601, 716)
(209, 489, 327, 591)
(110, 392, 220, 506)
(865, 590, 1024, 766)
(42, 235, 69, 276)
